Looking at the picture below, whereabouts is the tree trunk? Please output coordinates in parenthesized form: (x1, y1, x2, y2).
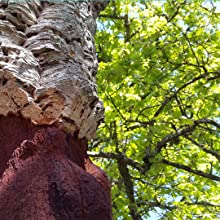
(0, 1, 111, 219)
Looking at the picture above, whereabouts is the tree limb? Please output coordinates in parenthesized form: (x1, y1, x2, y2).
(118, 157, 142, 220)
(151, 118, 220, 157)
(185, 136, 220, 161)
(162, 159, 220, 181)
(154, 72, 208, 117)
(88, 152, 143, 172)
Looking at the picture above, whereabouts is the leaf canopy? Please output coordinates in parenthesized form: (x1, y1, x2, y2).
(92, 1, 220, 219)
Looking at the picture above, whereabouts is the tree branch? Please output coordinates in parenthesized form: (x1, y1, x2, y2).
(106, 93, 127, 121)
(185, 201, 220, 207)
(167, 0, 187, 22)
(88, 151, 143, 172)
(151, 118, 220, 157)
(89, 137, 111, 149)
(162, 159, 220, 181)
(147, 201, 176, 211)
(99, 14, 124, 20)
(154, 72, 208, 117)
(185, 136, 220, 161)
(118, 157, 142, 220)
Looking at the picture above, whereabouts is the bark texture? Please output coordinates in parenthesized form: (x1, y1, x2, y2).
(0, 1, 111, 219)
(0, 0, 106, 139)
(0, 116, 111, 220)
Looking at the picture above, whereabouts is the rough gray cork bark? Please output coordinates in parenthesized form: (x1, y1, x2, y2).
(0, 0, 108, 139)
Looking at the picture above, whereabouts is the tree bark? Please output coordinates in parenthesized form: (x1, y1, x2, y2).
(0, 1, 111, 219)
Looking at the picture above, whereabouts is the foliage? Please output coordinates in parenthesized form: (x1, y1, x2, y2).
(91, 0, 220, 219)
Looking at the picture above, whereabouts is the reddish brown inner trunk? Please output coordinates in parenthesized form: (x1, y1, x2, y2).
(0, 115, 111, 220)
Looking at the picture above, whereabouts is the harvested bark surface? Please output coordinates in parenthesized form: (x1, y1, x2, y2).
(0, 115, 112, 220)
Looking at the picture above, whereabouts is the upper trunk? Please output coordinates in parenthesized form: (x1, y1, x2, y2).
(0, 0, 107, 139)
